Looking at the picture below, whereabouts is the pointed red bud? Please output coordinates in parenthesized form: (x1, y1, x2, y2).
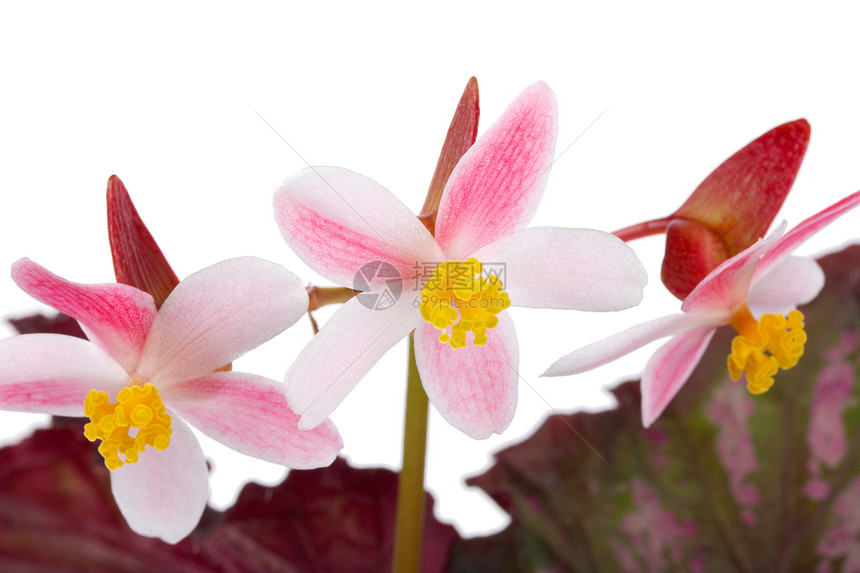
(615, 119, 811, 299)
(418, 77, 480, 235)
(673, 118, 810, 255)
(106, 175, 180, 308)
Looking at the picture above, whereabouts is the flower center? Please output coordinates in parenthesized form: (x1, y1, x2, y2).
(727, 306, 807, 394)
(83, 381, 172, 471)
(419, 258, 511, 349)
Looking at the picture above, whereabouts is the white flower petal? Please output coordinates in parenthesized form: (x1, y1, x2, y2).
(473, 227, 647, 310)
(138, 257, 307, 386)
(285, 292, 422, 430)
(747, 255, 824, 317)
(110, 416, 208, 544)
(543, 311, 727, 377)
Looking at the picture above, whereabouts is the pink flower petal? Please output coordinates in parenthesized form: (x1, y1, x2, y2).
(0, 334, 128, 416)
(11, 258, 156, 373)
(110, 415, 208, 544)
(473, 227, 647, 310)
(435, 82, 558, 260)
(747, 255, 824, 317)
(754, 189, 860, 280)
(285, 293, 422, 430)
(137, 257, 307, 386)
(414, 313, 519, 438)
(542, 312, 725, 377)
(681, 225, 785, 313)
(163, 372, 342, 469)
(641, 326, 716, 428)
(274, 166, 442, 287)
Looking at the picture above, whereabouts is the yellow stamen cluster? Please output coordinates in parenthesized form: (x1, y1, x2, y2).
(420, 258, 511, 349)
(83, 382, 172, 470)
(727, 308, 807, 394)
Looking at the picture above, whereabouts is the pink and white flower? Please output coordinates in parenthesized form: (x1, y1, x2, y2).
(0, 256, 342, 543)
(544, 190, 860, 427)
(274, 82, 648, 439)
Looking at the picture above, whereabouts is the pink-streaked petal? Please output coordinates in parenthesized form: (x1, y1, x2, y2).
(754, 189, 860, 280)
(641, 327, 716, 428)
(274, 166, 443, 287)
(163, 372, 342, 469)
(747, 256, 824, 317)
(542, 311, 726, 377)
(0, 334, 128, 416)
(137, 257, 307, 386)
(286, 293, 422, 430)
(473, 227, 647, 310)
(11, 258, 156, 373)
(681, 223, 786, 313)
(435, 82, 558, 260)
(110, 415, 208, 543)
(415, 313, 519, 439)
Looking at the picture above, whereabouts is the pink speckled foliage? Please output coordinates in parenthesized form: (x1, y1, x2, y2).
(448, 245, 860, 572)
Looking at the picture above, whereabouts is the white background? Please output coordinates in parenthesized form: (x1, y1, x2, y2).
(2, 2, 860, 536)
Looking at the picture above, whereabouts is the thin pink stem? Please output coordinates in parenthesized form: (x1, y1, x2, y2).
(613, 216, 673, 242)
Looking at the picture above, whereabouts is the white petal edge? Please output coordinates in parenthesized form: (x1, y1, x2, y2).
(285, 291, 422, 430)
(0, 334, 128, 416)
(138, 257, 308, 386)
(747, 255, 825, 318)
(415, 313, 519, 439)
(473, 227, 648, 310)
(542, 311, 728, 377)
(110, 416, 208, 544)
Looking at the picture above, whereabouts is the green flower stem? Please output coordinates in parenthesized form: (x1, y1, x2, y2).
(392, 332, 429, 573)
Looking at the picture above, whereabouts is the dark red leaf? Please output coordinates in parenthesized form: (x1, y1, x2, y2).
(0, 426, 458, 572)
(8, 312, 86, 339)
(0, 427, 212, 573)
(199, 458, 458, 573)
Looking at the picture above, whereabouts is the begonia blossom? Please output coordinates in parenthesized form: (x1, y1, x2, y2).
(545, 190, 860, 427)
(274, 82, 648, 439)
(0, 256, 342, 543)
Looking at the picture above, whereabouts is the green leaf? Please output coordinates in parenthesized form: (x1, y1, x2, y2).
(453, 244, 860, 572)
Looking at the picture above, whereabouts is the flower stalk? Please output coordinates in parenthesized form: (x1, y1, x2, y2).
(392, 333, 429, 573)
